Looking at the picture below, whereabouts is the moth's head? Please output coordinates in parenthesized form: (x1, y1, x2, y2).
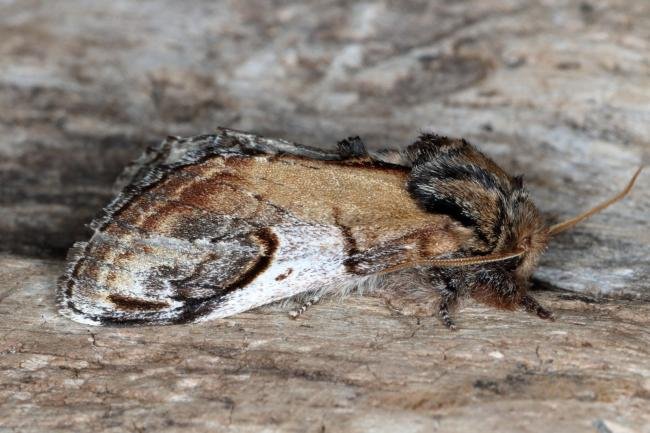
(501, 186, 550, 281)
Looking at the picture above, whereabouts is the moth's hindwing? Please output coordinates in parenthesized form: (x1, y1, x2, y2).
(58, 129, 471, 325)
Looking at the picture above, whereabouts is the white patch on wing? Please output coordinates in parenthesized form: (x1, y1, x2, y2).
(201, 223, 361, 320)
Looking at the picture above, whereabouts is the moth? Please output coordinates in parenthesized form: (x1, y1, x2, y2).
(58, 128, 642, 328)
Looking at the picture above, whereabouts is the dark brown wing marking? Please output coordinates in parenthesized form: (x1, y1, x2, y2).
(108, 294, 170, 311)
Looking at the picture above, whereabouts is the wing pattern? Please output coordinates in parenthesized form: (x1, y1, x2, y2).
(58, 129, 470, 325)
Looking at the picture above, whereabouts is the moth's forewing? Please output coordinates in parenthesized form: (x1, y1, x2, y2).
(58, 130, 471, 325)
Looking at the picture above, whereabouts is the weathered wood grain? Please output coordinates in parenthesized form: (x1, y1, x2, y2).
(1, 255, 649, 433)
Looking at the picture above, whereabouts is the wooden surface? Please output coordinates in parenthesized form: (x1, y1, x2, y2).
(1, 1, 649, 432)
(1, 255, 650, 433)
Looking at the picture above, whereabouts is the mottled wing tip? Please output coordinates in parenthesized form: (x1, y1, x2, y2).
(56, 241, 105, 326)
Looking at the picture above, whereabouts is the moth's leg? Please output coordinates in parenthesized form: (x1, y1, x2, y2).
(468, 266, 519, 307)
(437, 286, 459, 330)
(471, 267, 555, 321)
(288, 295, 322, 319)
(520, 294, 555, 321)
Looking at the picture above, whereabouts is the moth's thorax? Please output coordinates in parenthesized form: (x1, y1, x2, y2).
(405, 134, 548, 258)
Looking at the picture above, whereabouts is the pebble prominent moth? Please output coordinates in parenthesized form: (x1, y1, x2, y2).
(58, 128, 641, 328)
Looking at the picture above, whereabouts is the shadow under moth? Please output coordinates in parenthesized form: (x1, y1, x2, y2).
(58, 128, 642, 329)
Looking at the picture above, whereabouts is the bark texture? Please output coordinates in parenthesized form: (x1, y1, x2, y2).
(1, 255, 650, 433)
(1, 1, 649, 432)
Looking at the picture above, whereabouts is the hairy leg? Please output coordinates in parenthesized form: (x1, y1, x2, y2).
(520, 294, 555, 320)
(378, 267, 462, 329)
(435, 280, 460, 330)
(288, 295, 321, 319)
(438, 291, 458, 330)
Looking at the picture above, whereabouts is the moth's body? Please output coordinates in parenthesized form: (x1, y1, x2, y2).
(59, 128, 639, 327)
